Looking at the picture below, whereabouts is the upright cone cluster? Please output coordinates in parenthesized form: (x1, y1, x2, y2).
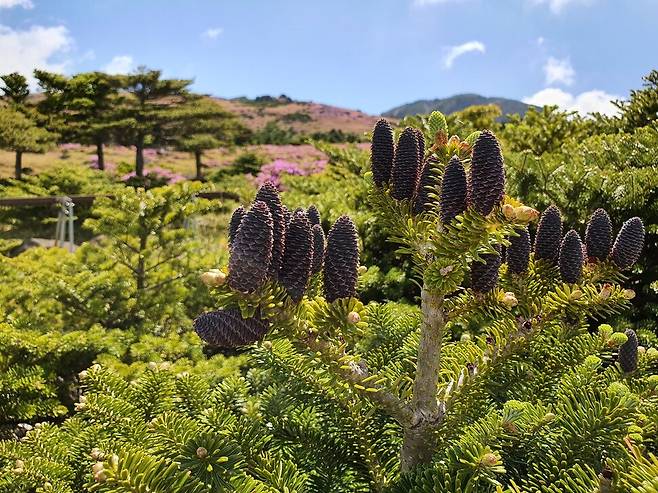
(227, 201, 273, 293)
(391, 127, 421, 201)
(371, 119, 395, 187)
(255, 182, 286, 277)
(194, 309, 269, 348)
(279, 211, 314, 302)
(228, 206, 245, 247)
(585, 208, 612, 261)
(469, 130, 505, 215)
(311, 224, 325, 275)
(534, 205, 563, 263)
(471, 247, 502, 293)
(506, 227, 531, 274)
(324, 215, 359, 302)
(440, 155, 468, 223)
(559, 230, 584, 283)
(618, 328, 638, 373)
(611, 217, 645, 270)
(414, 128, 425, 165)
(307, 205, 321, 226)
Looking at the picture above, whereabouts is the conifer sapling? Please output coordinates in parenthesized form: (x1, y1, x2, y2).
(534, 205, 563, 263)
(227, 201, 273, 293)
(323, 215, 359, 302)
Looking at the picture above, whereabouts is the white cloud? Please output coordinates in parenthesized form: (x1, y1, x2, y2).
(202, 27, 223, 39)
(0, 24, 72, 88)
(442, 41, 485, 69)
(544, 56, 575, 86)
(529, 0, 593, 14)
(0, 0, 33, 9)
(537, 36, 545, 46)
(102, 55, 134, 75)
(523, 87, 620, 116)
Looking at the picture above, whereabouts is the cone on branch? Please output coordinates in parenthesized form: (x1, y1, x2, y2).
(279, 211, 314, 302)
(255, 181, 287, 278)
(194, 308, 269, 348)
(469, 130, 505, 215)
(534, 205, 563, 263)
(413, 158, 436, 214)
(440, 155, 468, 223)
(307, 205, 321, 226)
(413, 128, 425, 165)
(559, 230, 584, 283)
(618, 328, 638, 373)
(611, 217, 645, 270)
(471, 246, 502, 293)
(311, 224, 325, 275)
(371, 119, 395, 187)
(391, 127, 420, 201)
(228, 206, 245, 247)
(324, 215, 359, 302)
(227, 201, 273, 293)
(506, 227, 531, 274)
(585, 208, 612, 261)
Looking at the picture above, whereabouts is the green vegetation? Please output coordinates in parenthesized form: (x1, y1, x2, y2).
(0, 69, 657, 492)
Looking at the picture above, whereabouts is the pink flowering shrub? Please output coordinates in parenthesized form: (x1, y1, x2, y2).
(254, 158, 327, 189)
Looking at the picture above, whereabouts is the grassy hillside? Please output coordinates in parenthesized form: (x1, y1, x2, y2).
(383, 93, 533, 118)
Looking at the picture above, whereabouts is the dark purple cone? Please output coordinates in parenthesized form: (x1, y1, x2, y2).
(471, 246, 502, 293)
(307, 205, 321, 226)
(279, 211, 314, 302)
(534, 205, 563, 263)
(282, 205, 292, 226)
(194, 308, 269, 348)
(391, 127, 420, 201)
(227, 201, 273, 293)
(371, 119, 395, 187)
(469, 130, 505, 215)
(255, 182, 286, 278)
(611, 217, 645, 270)
(618, 329, 638, 373)
(324, 215, 359, 302)
(559, 230, 584, 283)
(228, 206, 245, 247)
(585, 208, 612, 261)
(311, 224, 325, 275)
(413, 128, 425, 166)
(506, 227, 531, 274)
(413, 158, 437, 214)
(440, 155, 468, 223)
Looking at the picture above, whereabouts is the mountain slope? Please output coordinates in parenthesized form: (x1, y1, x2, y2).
(382, 93, 533, 118)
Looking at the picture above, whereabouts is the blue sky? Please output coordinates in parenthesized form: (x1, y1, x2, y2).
(1, 0, 657, 115)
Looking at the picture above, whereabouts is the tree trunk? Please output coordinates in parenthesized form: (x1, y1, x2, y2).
(400, 287, 445, 472)
(194, 150, 203, 181)
(135, 134, 145, 177)
(14, 151, 23, 180)
(96, 141, 105, 171)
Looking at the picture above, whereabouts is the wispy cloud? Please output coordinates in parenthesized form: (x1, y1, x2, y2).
(544, 56, 575, 86)
(529, 0, 594, 14)
(202, 27, 223, 39)
(0, 24, 72, 88)
(442, 41, 485, 69)
(0, 0, 33, 9)
(523, 87, 619, 116)
(103, 55, 134, 75)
